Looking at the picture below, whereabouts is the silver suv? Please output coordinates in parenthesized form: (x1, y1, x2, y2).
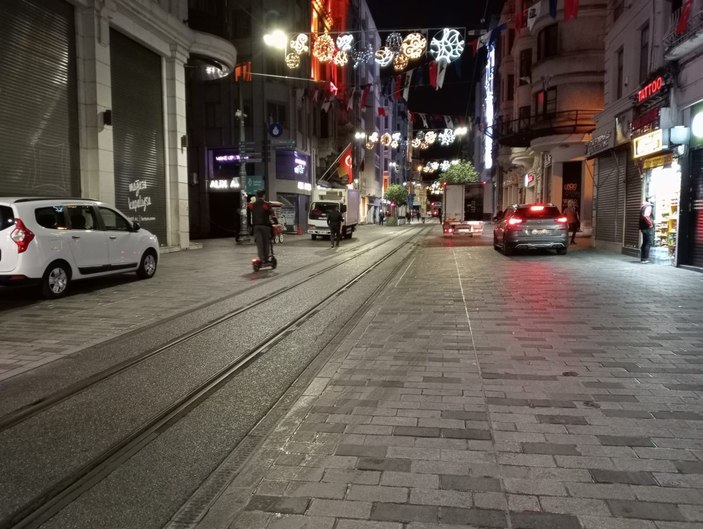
(0, 198, 159, 298)
(493, 203, 569, 256)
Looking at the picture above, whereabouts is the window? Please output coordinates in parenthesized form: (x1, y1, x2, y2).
(507, 74, 515, 102)
(518, 105, 531, 130)
(519, 49, 532, 85)
(266, 102, 287, 128)
(538, 25, 558, 60)
(1, 205, 15, 230)
(639, 22, 649, 84)
(35, 207, 67, 230)
(535, 88, 557, 118)
(67, 206, 97, 230)
(615, 46, 624, 99)
(99, 207, 131, 231)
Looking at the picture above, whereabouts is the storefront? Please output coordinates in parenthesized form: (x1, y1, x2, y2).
(274, 149, 312, 234)
(678, 101, 703, 269)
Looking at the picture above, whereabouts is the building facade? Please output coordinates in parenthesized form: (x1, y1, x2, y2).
(0, 0, 236, 250)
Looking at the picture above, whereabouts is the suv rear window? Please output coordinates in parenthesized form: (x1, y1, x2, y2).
(517, 206, 561, 219)
(35, 207, 68, 229)
(0, 205, 14, 231)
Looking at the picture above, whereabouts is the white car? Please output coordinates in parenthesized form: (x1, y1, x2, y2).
(0, 197, 159, 298)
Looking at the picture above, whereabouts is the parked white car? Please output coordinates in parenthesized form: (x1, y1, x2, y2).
(0, 197, 159, 298)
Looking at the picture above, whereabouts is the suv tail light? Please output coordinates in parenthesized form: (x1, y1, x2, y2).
(507, 217, 524, 226)
(555, 216, 568, 223)
(10, 219, 35, 253)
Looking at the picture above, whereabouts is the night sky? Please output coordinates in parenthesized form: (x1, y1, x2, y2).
(365, 0, 504, 119)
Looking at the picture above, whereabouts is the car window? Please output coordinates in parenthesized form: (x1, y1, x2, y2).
(518, 206, 561, 219)
(67, 205, 98, 230)
(0, 205, 14, 231)
(98, 207, 131, 231)
(35, 206, 68, 230)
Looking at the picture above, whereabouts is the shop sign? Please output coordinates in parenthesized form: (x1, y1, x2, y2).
(632, 69, 674, 108)
(209, 178, 241, 191)
(586, 131, 612, 156)
(245, 175, 265, 195)
(615, 112, 632, 145)
(524, 172, 535, 187)
(275, 150, 310, 181)
(637, 76, 664, 103)
(642, 153, 673, 169)
(633, 129, 667, 158)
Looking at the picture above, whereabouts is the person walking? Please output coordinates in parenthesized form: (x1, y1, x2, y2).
(563, 200, 580, 245)
(251, 190, 274, 263)
(378, 210, 385, 226)
(639, 197, 655, 263)
(327, 205, 343, 248)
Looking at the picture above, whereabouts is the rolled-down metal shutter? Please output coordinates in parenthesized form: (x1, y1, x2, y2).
(689, 147, 703, 267)
(624, 152, 642, 250)
(110, 29, 167, 245)
(595, 151, 624, 243)
(0, 0, 79, 196)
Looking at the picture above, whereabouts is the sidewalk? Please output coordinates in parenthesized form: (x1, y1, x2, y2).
(193, 239, 703, 529)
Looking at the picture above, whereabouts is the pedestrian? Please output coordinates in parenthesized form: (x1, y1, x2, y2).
(563, 200, 580, 244)
(639, 196, 655, 263)
(327, 205, 343, 248)
(379, 210, 385, 225)
(406, 210, 411, 224)
(251, 189, 274, 263)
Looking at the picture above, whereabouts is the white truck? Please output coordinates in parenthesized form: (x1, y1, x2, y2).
(308, 188, 360, 240)
(442, 183, 486, 237)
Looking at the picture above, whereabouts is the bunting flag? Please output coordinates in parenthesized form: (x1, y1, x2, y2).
(360, 85, 371, 108)
(444, 116, 454, 129)
(436, 62, 448, 90)
(429, 61, 438, 90)
(677, 0, 693, 35)
(514, 0, 524, 29)
(402, 70, 413, 101)
(549, 0, 557, 18)
(420, 113, 428, 128)
(346, 87, 355, 111)
(321, 97, 331, 113)
(527, 3, 541, 30)
(564, 0, 579, 21)
(489, 23, 508, 46)
(477, 31, 490, 49)
(378, 106, 386, 117)
(312, 89, 320, 103)
(470, 38, 479, 56)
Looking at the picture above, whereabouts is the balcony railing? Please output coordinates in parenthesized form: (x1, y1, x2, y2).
(491, 109, 600, 148)
(664, 6, 703, 61)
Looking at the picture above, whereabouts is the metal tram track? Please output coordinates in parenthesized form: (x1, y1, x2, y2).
(0, 230, 413, 434)
(1, 228, 426, 529)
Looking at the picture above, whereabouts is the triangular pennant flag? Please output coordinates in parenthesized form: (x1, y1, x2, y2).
(471, 38, 479, 56)
(564, 0, 579, 21)
(378, 106, 386, 117)
(321, 97, 331, 112)
(677, 0, 693, 35)
(436, 62, 448, 91)
(403, 70, 413, 101)
(444, 116, 454, 129)
(478, 32, 490, 49)
(527, 3, 541, 30)
(347, 87, 356, 111)
(420, 113, 428, 128)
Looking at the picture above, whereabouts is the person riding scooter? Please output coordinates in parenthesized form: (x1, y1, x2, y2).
(250, 190, 274, 263)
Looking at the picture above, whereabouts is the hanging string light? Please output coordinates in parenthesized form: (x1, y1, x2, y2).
(424, 131, 437, 144)
(290, 34, 309, 55)
(438, 128, 455, 145)
(285, 52, 301, 69)
(313, 32, 335, 62)
(401, 32, 427, 60)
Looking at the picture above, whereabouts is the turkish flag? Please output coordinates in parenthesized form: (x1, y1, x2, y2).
(564, 0, 579, 21)
(339, 144, 353, 184)
(677, 0, 693, 35)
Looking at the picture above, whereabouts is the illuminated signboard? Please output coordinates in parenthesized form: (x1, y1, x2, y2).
(637, 76, 664, 103)
(633, 129, 666, 159)
(276, 150, 310, 181)
(209, 178, 241, 190)
(483, 44, 495, 171)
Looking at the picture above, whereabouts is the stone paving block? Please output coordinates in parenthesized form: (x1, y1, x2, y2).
(633, 447, 699, 460)
(536, 414, 589, 425)
(510, 511, 584, 529)
(566, 483, 636, 500)
(440, 506, 507, 527)
(654, 472, 703, 488)
(285, 481, 348, 500)
(507, 494, 541, 512)
(442, 428, 492, 440)
(539, 496, 610, 515)
(439, 475, 502, 493)
(503, 478, 567, 496)
(380, 471, 440, 489)
(409, 489, 474, 508)
(347, 485, 409, 503)
(679, 504, 703, 522)
(357, 457, 412, 473)
(336, 520, 402, 529)
(632, 485, 703, 504)
(522, 442, 581, 455)
(370, 502, 439, 524)
(497, 453, 557, 467)
(675, 461, 703, 474)
(335, 443, 388, 459)
(392, 426, 441, 438)
(579, 515, 656, 529)
(307, 498, 373, 519)
(597, 435, 655, 447)
(245, 495, 310, 514)
(590, 469, 658, 486)
(606, 499, 686, 521)
(322, 469, 381, 485)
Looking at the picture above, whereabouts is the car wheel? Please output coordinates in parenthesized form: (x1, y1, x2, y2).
(311, 235, 317, 240)
(493, 235, 500, 251)
(503, 243, 513, 256)
(556, 247, 568, 255)
(41, 262, 70, 299)
(137, 250, 158, 279)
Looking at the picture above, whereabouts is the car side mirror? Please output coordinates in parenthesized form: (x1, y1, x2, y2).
(132, 222, 141, 231)
(340, 205, 347, 213)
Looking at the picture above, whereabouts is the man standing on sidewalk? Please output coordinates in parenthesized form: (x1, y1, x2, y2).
(639, 197, 655, 263)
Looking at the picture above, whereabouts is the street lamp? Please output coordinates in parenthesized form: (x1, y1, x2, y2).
(263, 29, 287, 50)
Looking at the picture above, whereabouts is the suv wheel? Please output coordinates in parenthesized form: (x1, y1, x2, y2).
(41, 263, 70, 298)
(137, 250, 158, 279)
(503, 243, 513, 256)
(556, 247, 567, 255)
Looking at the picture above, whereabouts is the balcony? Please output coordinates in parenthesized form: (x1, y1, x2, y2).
(492, 109, 599, 148)
(664, 6, 703, 61)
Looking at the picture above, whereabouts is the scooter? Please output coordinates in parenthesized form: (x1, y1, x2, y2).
(251, 236, 277, 272)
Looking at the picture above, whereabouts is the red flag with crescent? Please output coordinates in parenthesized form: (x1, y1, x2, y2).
(339, 144, 353, 184)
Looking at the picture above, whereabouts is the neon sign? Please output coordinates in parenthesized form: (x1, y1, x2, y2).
(209, 179, 241, 190)
(637, 76, 664, 103)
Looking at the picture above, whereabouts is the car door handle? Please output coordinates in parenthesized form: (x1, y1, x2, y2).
(72, 235, 81, 239)
(109, 236, 117, 239)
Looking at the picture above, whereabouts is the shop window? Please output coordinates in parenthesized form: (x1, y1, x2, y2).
(507, 74, 515, 102)
(615, 46, 624, 100)
(639, 22, 649, 85)
(538, 25, 558, 60)
(519, 48, 532, 85)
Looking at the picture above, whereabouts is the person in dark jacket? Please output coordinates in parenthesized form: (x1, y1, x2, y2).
(250, 190, 274, 262)
(639, 197, 655, 263)
(327, 205, 343, 248)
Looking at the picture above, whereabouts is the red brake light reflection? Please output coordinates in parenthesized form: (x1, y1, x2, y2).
(10, 219, 35, 253)
(556, 216, 568, 223)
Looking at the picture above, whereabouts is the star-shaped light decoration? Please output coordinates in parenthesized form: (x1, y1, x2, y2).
(390, 139, 399, 149)
(430, 28, 464, 64)
(411, 138, 422, 148)
(424, 131, 437, 144)
(438, 128, 455, 145)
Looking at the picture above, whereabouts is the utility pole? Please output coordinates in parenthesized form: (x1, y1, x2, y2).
(236, 81, 250, 242)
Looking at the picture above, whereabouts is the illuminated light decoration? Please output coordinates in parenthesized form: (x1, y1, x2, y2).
(369, 132, 379, 143)
(374, 47, 395, 67)
(390, 139, 399, 149)
(424, 131, 437, 144)
(313, 32, 335, 62)
(290, 34, 309, 55)
(430, 28, 464, 64)
(411, 138, 421, 148)
(420, 141, 430, 150)
(385, 32, 403, 52)
(454, 126, 468, 136)
(638, 76, 664, 103)
(391, 132, 401, 141)
(353, 44, 374, 68)
(380, 132, 392, 146)
(402, 32, 427, 59)
(438, 128, 455, 145)
(483, 43, 495, 170)
(285, 52, 301, 69)
(451, 159, 460, 165)
(416, 131, 425, 140)
(365, 141, 375, 150)
(440, 161, 451, 171)
(431, 161, 439, 170)
(333, 50, 348, 66)
(336, 34, 354, 52)
(393, 53, 409, 71)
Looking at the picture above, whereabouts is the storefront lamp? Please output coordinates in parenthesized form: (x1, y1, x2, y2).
(692, 111, 703, 140)
(670, 125, 690, 145)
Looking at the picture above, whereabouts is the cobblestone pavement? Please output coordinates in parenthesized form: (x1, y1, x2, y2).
(195, 237, 703, 529)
